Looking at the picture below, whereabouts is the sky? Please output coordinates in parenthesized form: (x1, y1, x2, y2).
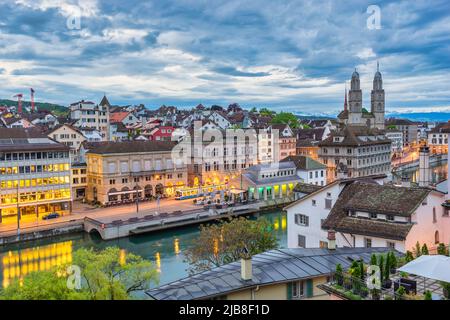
(0, 0, 449, 115)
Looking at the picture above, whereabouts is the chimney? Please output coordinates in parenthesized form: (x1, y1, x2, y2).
(401, 173, 411, 188)
(241, 258, 252, 281)
(418, 145, 430, 187)
(327, 229, 336, 250)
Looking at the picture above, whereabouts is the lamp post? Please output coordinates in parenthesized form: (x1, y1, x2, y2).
(16, 184, 20, 237)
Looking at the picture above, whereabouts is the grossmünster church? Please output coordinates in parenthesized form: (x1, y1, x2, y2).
(338, 63, 385, 130)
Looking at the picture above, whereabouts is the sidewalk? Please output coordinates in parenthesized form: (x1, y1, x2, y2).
(0, 198, 197, 236)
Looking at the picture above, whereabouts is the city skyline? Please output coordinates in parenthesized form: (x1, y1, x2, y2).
(0, 0, 449, 113)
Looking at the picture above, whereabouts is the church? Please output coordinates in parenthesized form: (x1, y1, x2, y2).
(338, 63, 385, 130)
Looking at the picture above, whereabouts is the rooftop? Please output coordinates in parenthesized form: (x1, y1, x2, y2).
(87, 140, 177, 155)
(281, 155, 326, 170)
(147, 247, 395, 300)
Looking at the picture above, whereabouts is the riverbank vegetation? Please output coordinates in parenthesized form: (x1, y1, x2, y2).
(184, 216, 278, 274)
(0, 247, 158, 300)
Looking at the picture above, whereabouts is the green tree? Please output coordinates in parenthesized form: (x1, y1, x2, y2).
(437, 243, 447, 255)
(0, 247, 158, 300)
(270, 112, 300, 128)
(259, 108, 275, 117)
(249, 107, 257, 113)
(414, 241, 422, 257)
(405, 250, 414, 263)
(0, 269, 89, 300)
(421, 243, 429, 255)
(184, 217, 278, 274)
(74, 247, 158, 300)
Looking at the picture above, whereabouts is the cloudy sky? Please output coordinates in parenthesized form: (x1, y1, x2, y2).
(0, 0, 449, 114)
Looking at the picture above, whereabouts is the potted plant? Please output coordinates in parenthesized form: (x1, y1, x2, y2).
(335, 264, 344, 286)
(395, 286, 406, 300)
(441, 281, 450, 299)
(424, 290, 432, 300)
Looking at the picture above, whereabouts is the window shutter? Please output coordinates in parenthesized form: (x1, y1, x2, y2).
(306, 279, 313, 298)
(286, 282, 292, 300)
(306, 216, 309, 226)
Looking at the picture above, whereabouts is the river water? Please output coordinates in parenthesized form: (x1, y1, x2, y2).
(0, 210, 287, 291)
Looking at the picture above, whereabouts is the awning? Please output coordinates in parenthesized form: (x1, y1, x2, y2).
(398, 255, 450, 283)
(229, 188, 246, 194)
(108, 189, 143, 196)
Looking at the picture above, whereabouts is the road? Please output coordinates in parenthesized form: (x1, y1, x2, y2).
(0, 198, 198, 235)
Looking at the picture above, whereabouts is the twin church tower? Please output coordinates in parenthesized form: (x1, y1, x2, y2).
(338, 62, 385, 130)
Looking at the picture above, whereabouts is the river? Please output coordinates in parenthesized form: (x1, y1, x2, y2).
(0, 210, 287, 291)
(392, 161, 447, 185)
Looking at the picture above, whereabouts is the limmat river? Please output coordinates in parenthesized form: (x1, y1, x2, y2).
(0, 210, 287, 292)
(392, 161, 447, 184)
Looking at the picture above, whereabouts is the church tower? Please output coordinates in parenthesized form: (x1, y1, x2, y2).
(371, 62, 385, 130)
(348, 69, 362, 125)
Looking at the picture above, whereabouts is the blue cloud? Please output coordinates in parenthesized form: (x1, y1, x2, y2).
(0, 0, 448, 113)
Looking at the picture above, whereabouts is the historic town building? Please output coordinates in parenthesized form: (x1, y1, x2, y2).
(0, 128, 72, 224)
(318, 126, 392, 182)
(85, 141, 187, 204)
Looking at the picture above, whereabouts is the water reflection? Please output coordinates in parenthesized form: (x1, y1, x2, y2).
(393, 162, 447, 184)
(0, 210, 287, 289)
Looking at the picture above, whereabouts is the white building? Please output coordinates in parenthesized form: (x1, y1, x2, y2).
(385, 129, 403, 156)
(69, 96, 110, 141)
(285, 175, 449, 253)
(281, 155, 327, 186)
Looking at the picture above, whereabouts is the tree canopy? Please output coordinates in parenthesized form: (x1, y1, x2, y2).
(184, 217, 278, 274)
(0, 247, 158, 300)
(270, 112, 300, 128)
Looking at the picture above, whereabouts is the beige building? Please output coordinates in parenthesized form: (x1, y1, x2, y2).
(71, 163, 87, 199)
(147, 247, 392, 300)
(318, 126, 391, 182)
(48, 124, 87, 163)
(85, 141, 187, 204)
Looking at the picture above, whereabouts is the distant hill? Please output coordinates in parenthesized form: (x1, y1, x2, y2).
(386, 112, 450, 123)
(0, 99, 68, 116)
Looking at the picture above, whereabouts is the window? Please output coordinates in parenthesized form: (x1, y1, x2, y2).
(109, 179, 115, 185)
(387, 242, 395, 249)
(312, 199, 316, 206)
(435, 231, 440, 244)
(319, 241, 328, 249)
(298, 235, 306, 248)
(433, 207, 437, 223)
(292, 281, 305, 299)
(387, 215, 394, 221)
(295, 214, 309, 226)
(325, 198, 332, 209)
(370, 213, 377, 219)
(365, 238, 372, 248)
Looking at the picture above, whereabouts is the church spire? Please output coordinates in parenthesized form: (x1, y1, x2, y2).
(344, 83, 348, 111)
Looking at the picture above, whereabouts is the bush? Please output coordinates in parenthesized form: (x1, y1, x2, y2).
(335, 264, 344, 286)
(414, 242, 421, 257)
(396, 286, 406, 300)
(437, 243, 447, 256)
(421, 244, 429, 255)
(424, 291, 432, 300)
(405, 251, 414, 263)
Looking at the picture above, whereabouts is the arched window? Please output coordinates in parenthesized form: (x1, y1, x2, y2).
(435, 231, 440, 244)
(433, 207, 437, 223)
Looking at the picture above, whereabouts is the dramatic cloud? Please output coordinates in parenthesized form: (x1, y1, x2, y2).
(0, 0, 449, 114)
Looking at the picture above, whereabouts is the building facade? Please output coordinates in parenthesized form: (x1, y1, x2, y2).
(48, 124, 87, 164)
(85, 141, 187, 204)
(428, 122, 449, 154)
(318, 126, 391, 182)
(69, 96, 110, 141)
(0, 128, 72, 225)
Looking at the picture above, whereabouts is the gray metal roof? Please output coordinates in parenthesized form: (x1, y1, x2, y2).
(146, 247, 398, 300)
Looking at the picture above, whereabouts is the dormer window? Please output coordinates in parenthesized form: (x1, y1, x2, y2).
(370, 213, 377, 219)
(349, 210, 356, 217)
(387, 215, 394, 221)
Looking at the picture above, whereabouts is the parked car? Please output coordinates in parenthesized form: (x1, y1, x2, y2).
(42, 212, 60, 220)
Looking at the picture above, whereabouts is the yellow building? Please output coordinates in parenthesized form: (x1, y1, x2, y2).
(0, 128, 72, 225)
(85, 141, 188, 204)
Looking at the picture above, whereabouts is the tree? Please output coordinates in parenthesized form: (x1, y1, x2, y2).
(0, 269, 89, 300)
(437, 243, 447, 255)
(184, 217, 278, 274)
(249, 107, 257, 113)
(270, 112, 300, 128)
(0, 247, 158, 300)
(259, 108, 276, 117)
(414, 241, 421, 257)
(421, 243, 429, 255)
(73, 247, 158, 300)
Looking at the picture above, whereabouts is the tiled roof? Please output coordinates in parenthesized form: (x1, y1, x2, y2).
(146, 247, 399, 300)
(322, 181, 430, 240)
(293, 183, 323, 194)
(87, 140, 177, 154)
(319, 126, 391, 147)
(280, 155, 326, 170)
